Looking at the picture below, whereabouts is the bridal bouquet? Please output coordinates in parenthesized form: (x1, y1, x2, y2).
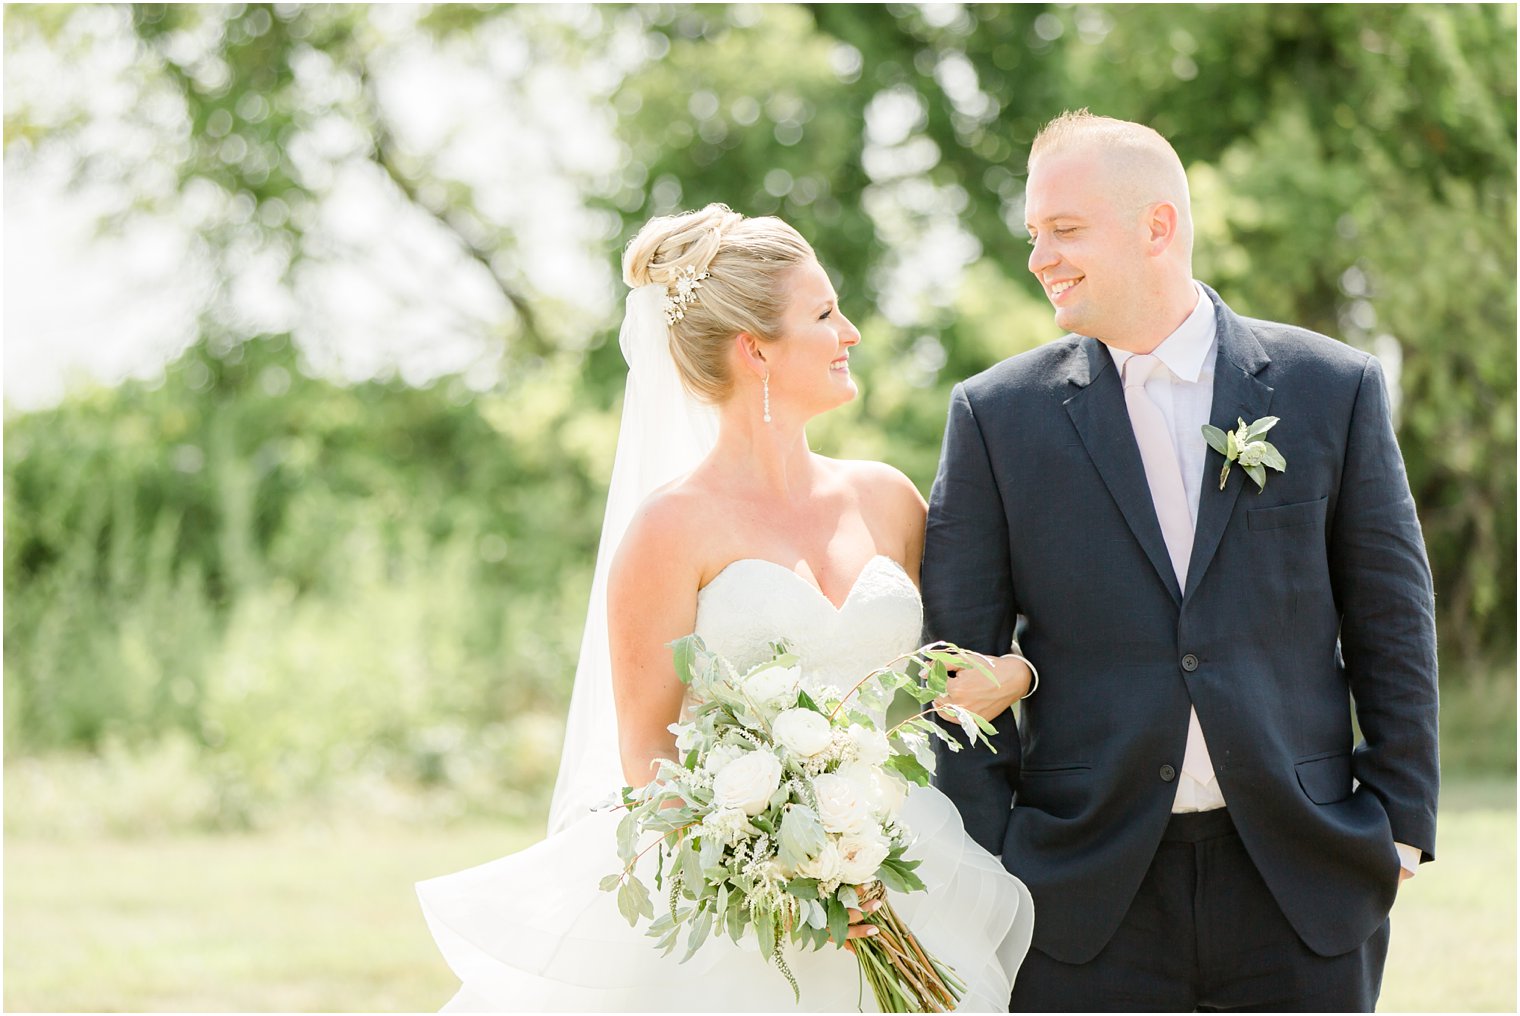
(601, 636, 998, 1012)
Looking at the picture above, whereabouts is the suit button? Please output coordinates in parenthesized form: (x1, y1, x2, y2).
(1181, 653, 1199, 672)
(1160, 764, 1177, 782)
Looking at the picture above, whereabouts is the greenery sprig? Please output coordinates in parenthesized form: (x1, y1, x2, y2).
(1203, 416, 1287, 491)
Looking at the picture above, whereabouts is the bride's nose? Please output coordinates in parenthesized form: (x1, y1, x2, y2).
(841, 317, 862, 347)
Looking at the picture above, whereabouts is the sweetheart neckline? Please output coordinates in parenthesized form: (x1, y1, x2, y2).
(698, 554, 909, 613)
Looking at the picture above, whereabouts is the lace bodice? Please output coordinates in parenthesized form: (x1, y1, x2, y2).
(692, 555, 924, 699)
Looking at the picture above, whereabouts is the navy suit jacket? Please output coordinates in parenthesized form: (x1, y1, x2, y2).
(923, 286, 1439, 964)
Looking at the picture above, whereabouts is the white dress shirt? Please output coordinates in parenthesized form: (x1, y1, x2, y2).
(1108, 283, 1225, 813)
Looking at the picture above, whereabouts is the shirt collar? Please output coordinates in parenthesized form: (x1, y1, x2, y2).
(1107, 281, 1216, 383)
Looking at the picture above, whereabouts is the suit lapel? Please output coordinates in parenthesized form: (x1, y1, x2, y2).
(1064, 337, 1184, 604)
(1183, 291, 1274, 601)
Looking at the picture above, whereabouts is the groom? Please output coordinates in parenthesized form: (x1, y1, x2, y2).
(922, 111, 1439, 1011)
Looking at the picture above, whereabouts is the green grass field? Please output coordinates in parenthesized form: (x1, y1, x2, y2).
(5, 779, 1514, 1012)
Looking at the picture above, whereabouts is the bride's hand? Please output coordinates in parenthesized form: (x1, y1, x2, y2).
(842, 898, 883, 951)
(933, 652, 1033, 722)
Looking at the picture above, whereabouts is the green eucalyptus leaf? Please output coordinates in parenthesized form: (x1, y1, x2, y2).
(926, 659, 950, 696)
(1244, 462, 1268, 490)
(1244, 415, 1280, 440)
(682, 906, 713, 963)
(757, 909, 777, 959)
(677, 840, 701, 892)
(699, 833, 723, 873)
(670, 635, 698, 686)
(617, 876, 652, 927)
(786, 877, 820, 900)
(1201, 423, 1229, 455)
(886, 751, 932, 786)
(653, 920, 681, 956)
(883, 857, 927, 892)
(941, 702, 986, 749)
(1259, 442, 1287, 471)
(615, 810, 638, 861)
(875, 861, 912, 893)
(826, 895, 848, 946)
(778, 805, 826, 871)
(599, 872, 623, 893)
(727, 893, 746, 943)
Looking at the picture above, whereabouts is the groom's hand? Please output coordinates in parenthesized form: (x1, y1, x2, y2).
(934, 652, 1033, 722)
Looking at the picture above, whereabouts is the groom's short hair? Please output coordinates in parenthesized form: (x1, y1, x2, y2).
(1031, 110, 1173, 158)
(1029, 109, 1194, 262)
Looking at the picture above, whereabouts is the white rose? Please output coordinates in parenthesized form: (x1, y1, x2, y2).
(812, 772, 870, 834)
(837, 829, 891, 884)
(744, 662, 802, 708)
(773, 709, 834, 758)
(712, 749, 783, 816)
(703, 742, 745, 775)
(797, 837, 843, 882)
(836, 761, 907, 818)
(847, 724, 891, 766)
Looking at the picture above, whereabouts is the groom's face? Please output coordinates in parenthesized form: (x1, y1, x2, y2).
(1024, 149, 1152, 344)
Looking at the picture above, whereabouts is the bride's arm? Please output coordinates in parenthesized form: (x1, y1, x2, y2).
(606, 498, 704, 789)
(872, 460, 1036, 719)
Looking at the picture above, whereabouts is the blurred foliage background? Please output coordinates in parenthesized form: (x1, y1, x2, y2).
(4, 3, 1515, 837)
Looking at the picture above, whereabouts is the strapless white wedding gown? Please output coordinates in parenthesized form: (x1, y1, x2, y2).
(416, 555, 1033, 1011)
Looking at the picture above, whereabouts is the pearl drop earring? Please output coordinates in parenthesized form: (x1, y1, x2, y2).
(762, 373, 771, 424)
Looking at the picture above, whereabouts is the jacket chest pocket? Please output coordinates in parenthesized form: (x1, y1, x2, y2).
(1247, 496, 1327, 532)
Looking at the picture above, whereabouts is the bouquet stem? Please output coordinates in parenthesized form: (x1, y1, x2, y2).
(853, 883, 964, 1013)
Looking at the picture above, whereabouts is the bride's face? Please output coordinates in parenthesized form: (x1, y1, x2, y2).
(764, 259, 861, 417)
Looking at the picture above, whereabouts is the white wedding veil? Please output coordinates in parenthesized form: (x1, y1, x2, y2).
(546, 283, 720, 834)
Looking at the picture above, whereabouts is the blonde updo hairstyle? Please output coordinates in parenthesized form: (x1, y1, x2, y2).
(622, 203, 816, 403)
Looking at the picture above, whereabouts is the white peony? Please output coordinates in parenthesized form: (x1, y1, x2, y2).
(812, 772, 871, 834)
(797, 837, 843, 882)
(847, 724, 892, 766)
(836, 761, 908, 818)
(712, 749, 783, 816)
(744, 662, 802, 708)
(773, 709, 834, 758)
(837, 829, 891, 884)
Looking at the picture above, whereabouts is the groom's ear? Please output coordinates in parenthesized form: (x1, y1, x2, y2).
(734, 332, 768, 376)
(1145, 201, 1180, 255)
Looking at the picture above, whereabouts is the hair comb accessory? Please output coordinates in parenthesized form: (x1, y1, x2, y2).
(663, 264, 710, 325)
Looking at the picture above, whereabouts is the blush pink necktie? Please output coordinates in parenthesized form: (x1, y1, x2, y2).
(1123, 354, 1217, 792)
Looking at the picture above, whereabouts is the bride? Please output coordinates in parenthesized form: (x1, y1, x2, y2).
(417, 204, 1035, 1011)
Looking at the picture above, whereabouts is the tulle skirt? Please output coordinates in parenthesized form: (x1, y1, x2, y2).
(416, 784, 1033, 1012)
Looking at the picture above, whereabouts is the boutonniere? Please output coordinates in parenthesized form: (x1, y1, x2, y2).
(1202, 416, 1286, 491)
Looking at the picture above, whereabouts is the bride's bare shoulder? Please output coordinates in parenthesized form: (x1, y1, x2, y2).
(824, 456, 927, 512)
(613, 476, 722, 579)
